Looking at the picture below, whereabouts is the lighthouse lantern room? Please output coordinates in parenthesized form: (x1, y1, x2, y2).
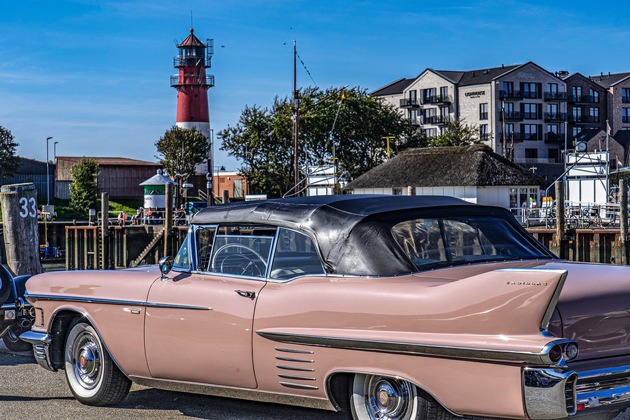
(170, 28, 214, 174)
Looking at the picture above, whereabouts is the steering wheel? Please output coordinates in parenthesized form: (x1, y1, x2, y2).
(211, 244, 267, 277)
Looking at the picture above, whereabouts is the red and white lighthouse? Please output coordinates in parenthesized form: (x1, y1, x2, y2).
(171, 28, 214, 173)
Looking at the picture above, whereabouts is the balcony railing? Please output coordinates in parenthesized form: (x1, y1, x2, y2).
(522, 132, 542, 141)
(503, 112, 523, 121)
(544, 112, 567, 122)
(501, 132, 522, 143)
(422, 115, 449, 125)
(499, 90, 523, 100)
(515, 157, 560, 165)
(569, 94, 599, 104)
(400, 98, 420, 108)
(544, 92, 568, 101)
(523, 112, 542, 120)
(568, 114, 600, 124)
(170, 74, 215, 88)
(545, 132, 566, 143)
(408, 116, 421, 126)
(522, 91, 541, 99)
(421, 95, 453, 105)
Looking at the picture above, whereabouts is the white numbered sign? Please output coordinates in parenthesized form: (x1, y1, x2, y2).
(19, 196, 37, 219)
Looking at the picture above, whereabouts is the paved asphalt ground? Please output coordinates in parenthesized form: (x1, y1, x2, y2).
(2, 340, 630, 420)
(0, 341, 346, 420)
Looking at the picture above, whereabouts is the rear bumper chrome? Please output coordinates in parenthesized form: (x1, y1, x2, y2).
(523, 368, 577, 419)
(19, 330, 56, 372)
(575, 366, 630, 412)
(524, 365, 630, 419)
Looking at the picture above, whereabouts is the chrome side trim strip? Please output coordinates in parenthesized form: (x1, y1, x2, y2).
(277, 365, 315, 372)
(24, 293, 210, 311)
(275, 356, 314, 363)
(128, 375, 331, 410)
(278, 374, 316, 381)
(279, 381, 319, 390)
(276, 347, 314, 354)
(259, 331, 564, 364)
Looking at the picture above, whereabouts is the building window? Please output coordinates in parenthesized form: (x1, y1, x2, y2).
(440, 86, 449, 101)
(525, 148, 538, 159)
(548, 148, 559, 163)
(424, 108, 436, 124)
(623, 88, 630, 103)
(503, 102, 515, 119)
(589, 107, 600, 123)
(522, 82, 540, 99)
(572, 126, 581, 139)
(501, 81, 515, 99)
(623, 108, 630, 124)
(440, 106, 449, 121)
(424, 128, 438, 137)
(572, 107, 582, 122)
(523, 124, 540, 140)
(505, 123, 515, 138)
(479, 103, 488, 120)
(523, 103, 540, 119)
(480, 124, 489, 141)
(422, 88, 436, 104)
(548, 83, 558, 95)
(547, 124, 559, 142)
(589, 88, 599, 103)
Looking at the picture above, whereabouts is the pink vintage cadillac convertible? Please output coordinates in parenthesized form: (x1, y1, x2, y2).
(20, 195, 630, 419)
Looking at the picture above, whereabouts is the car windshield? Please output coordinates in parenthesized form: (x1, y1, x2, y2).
(392, 216, 548, 270)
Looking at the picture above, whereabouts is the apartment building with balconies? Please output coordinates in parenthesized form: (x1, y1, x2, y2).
(591, 72, 630, 148)
(399, 69, 457, 136)
(373, 62, 570, 180)
(563, 72, 607, 141)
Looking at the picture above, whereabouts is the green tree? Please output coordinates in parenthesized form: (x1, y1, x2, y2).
(155, 126, 212, 182)
(429, 119, 481, 147)
(0, 126, 21, 178)
(219, 86, 419, 197)
(69, 158, 99, 212)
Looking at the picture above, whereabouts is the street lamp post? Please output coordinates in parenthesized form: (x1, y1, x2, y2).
(54, 141, 59, 162)
(46, 136, 53, 205)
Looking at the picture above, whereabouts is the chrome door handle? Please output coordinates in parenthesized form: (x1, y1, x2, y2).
(235, 290, 256, 300)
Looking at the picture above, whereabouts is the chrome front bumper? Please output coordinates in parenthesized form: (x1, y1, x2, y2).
(524, 365, 630, 419)
(19, 330, 56, 372)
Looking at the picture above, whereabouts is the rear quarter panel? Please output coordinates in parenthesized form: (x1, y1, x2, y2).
(253, 267, 567, 418)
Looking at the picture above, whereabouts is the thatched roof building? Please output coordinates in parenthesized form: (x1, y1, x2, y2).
(345, 145, 548, 210)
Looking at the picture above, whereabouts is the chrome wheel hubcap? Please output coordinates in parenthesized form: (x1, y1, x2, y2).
(72, 333, 102, 390)
(365, 376, 414, 419)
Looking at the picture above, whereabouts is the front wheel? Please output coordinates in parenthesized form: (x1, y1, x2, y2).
(64, 321, 131, 406)
(350, 374, 452, 420)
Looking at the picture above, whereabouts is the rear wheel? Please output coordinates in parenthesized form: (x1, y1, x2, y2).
(350, 374, 452, 420)
(64, 321, 131, 406)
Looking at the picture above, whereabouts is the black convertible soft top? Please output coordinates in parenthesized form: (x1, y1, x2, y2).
(191, 195, 544, 276)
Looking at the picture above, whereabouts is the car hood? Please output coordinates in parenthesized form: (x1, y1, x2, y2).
(414, 259, 630, 360)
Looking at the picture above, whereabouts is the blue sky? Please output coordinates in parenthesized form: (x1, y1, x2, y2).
(1, 0, 628, 170)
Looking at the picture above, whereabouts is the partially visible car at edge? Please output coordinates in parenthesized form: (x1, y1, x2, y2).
(20, 195, 630, 419)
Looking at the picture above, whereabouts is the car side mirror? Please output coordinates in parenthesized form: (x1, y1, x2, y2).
(159, 256, 174, 281)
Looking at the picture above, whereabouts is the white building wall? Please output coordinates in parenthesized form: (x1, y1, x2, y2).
(405, 70, 456, 132)
(458, 84, 494, 148)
